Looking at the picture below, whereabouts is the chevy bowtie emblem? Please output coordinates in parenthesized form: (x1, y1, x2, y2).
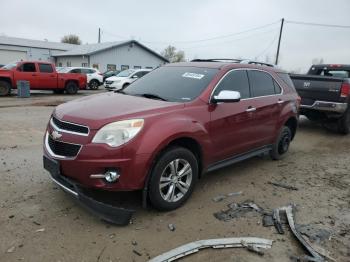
(52, 130, 62, 140)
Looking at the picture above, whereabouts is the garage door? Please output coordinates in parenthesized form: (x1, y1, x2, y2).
(0, 49, 27, 65)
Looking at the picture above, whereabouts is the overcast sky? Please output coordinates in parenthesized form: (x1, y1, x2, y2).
(2, 0, 350, 72)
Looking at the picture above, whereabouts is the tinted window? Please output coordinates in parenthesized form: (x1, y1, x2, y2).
(39, 63, 53, 73)
(70, 69, 81, 73)
(248, 71, 275, 97)
(22, 63, 36, 72)
(213, 70, 250, 99)
(124, 66, 218, 102)
(273, 81, 282, 94)
(277, 73, 295, 90)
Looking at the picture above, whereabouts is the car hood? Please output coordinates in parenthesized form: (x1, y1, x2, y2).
(54, 92, 183, 130)
(105, 76, 127, 81)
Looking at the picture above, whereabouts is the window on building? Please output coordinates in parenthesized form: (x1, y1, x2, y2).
(121, 65, 129, 71)
(66, 61, 71, 67)
(82, 63, 88, 67)
(247, 70, 275, 97)
(39, 63, 53, 73)
(146, 66, 153, 69)
(134, 66, 141, 69)
(107, 64, 116, 71)
(21, 63, 36, 72)
(92, 64, 99, 69)
(58, 62, 62, 67)
(213, 70, 250, 99)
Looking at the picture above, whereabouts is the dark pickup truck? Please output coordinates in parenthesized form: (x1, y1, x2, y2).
(290, 64, 350, 134)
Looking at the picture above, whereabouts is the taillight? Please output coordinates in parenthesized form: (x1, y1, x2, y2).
(340, 83, 350, 98)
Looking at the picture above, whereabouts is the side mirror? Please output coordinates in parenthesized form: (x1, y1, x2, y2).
(131, 75, 138, 79)
(212, 90, 241, 103)
(17, 66, 22, 72)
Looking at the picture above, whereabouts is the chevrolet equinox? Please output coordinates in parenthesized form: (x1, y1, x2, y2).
(43, 59, 299, 224)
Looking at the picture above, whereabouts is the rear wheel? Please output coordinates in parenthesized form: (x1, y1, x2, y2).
(337, 109, 350, 135)
(89, 79, 100, 90)
(65, 81, 78, 95)
(270, 126, 292, 160)
(0, 80, 11, 96)
(149, 147, 198, 211)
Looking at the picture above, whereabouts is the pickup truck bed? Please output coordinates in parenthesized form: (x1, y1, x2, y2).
(290, 64, 350, 134)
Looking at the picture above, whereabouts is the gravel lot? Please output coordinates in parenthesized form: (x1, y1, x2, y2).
(0, 91, 349, 262)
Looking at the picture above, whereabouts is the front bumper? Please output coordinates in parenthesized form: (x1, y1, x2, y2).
(300, 100, 348, 113)
(43, 155, 134, 225)
(104, 82, 122, 90)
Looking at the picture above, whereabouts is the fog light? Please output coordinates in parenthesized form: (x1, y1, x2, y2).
(105, 170, 120, 183)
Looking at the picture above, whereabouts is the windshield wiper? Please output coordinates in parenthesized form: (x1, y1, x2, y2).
(138, 93, 168, 101)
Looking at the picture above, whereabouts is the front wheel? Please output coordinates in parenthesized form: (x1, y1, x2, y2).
(270, 126, 292, 160)
(149, 147, 198, 211)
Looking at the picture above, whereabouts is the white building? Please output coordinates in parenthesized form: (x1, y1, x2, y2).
(0, 36, 76, 65)
(53, 40, 168, 72)
(0, 36, 168, 72)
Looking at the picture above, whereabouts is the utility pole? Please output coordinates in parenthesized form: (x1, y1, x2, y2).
(98, 28, 101, 43)
(275, 18, 284, 65)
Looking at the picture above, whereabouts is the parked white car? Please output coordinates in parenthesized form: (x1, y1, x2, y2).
(104, 69, 152, 90)
(60, 67, 103, 89)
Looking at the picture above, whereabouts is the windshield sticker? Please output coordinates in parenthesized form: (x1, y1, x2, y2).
(182, 72, 205, 80)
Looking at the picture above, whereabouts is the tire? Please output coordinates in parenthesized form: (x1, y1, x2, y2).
(65, 81, 78, 95)
(89, 79, 100, 90)
(337, 108, 350, 135)
(0, 80, 11, 96)
(149, 147, 198, 211)
(53, 89, 64, 94)
(270, 126, 292, 160)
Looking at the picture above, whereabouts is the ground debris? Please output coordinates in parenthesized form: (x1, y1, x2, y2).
(35, 228, 45, 232)
(241, 240, 264, 256)
(213, 200, 264, 221)
(6, 246, 16, 253)
(268, 181, 298, 190)
(132, 249, 142, 256)
(296, 224, 331, 243)
(212, 191, 243, 202)
(168, 224, 176, 231)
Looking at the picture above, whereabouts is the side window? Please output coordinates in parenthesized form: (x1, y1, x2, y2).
(277, 73, 296, 91)
(273, 81, 282, 94)
(70, 69, 81, 73)
(22, 63, 36, 72)
(248, 71, 275, 97)
(39, 63, 53, 73)
(214, 70, 250, 99)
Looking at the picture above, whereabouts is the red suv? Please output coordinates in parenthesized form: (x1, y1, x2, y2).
(43, 59, 299, 224)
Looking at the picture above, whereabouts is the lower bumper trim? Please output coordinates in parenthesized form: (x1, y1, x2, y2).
(300, 100, 347, 113)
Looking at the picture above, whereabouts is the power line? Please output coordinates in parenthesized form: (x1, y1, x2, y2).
(255, 32, 280, 59)
(286, 20, 350, 29)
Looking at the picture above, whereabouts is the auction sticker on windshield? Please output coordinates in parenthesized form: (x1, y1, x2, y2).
(182, 72, 205, 79)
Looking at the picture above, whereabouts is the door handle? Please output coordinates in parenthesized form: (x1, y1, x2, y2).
(277, 99, 284, 104)
(246, 106, 256, 112)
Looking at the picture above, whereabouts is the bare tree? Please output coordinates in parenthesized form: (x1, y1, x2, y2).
(161, 45, 186, 63)
(61, 34, 82, 45)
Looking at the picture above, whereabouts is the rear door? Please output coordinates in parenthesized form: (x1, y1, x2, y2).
(13, 62, 38, 88)
(247, 70, 282, 147)
(209, 69, 257, 161)
(36, 63, 57, 89)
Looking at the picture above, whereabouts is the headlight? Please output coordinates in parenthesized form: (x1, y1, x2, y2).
(92, 119, 144, 147)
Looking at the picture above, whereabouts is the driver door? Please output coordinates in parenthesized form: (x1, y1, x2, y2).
(209, 69, 256, 162)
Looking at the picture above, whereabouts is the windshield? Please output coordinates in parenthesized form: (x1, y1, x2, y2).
(123, 66, 218, 102)
(116, 69, 135, 77)
(2, 62, 18, 70)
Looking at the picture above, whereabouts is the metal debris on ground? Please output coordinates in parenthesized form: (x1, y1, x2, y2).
(241, 240, 265, 256)
(149, 237, 273, 262)
(212, 191, 243, 202)
(213, 201, 264, 221)
(133, 249, 142, 256)
(6, 246, 16, 253)
(268, 181, 299, 190)
(168, 224, 176, 231)
(295, 225, 331, 243)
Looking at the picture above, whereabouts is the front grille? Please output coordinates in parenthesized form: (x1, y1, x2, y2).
(52, 117, 89, 135)
(105, 80, 113, 85)
(48, 135, 81, 158)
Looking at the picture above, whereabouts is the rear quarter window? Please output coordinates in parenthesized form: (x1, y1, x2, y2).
(277, 73, 296, 91)
(248, 70, 275, 97)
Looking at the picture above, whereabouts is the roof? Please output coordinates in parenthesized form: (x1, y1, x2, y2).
(0, 36, 77, 51)
(52, 40, 169, 62)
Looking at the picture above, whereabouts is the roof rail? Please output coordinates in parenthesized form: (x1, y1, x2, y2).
(191, 58, 275, 67)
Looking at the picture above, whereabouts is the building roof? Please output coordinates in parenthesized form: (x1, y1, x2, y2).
(52, 40, 169, 62)
(0, 35, 77, 51)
